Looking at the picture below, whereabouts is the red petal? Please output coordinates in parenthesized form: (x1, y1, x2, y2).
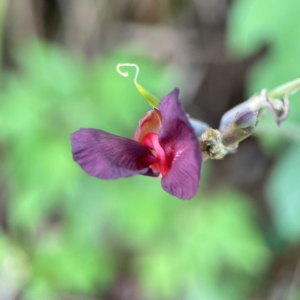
(134, 108, 162, 143)
(141, 132, 170, 176)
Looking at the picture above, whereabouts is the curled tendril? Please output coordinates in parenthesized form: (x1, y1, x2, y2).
(116, 63, 160, 107)
(116, 63, 140, 84)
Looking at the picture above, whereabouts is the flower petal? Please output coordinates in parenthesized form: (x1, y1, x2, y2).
(134, 108, 162, 142)
(71, 128, 157, 179)
(158, 89, 202, 200)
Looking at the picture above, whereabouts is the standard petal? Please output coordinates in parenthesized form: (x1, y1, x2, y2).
(71, 128, 156, 179)
(158, 89, 202, 200)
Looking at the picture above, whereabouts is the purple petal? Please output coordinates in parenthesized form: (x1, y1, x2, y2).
(158, 89, 202, 200)
(71, 128, 157, 179)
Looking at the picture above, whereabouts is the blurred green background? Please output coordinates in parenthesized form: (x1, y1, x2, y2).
(1, 0, 300, 299)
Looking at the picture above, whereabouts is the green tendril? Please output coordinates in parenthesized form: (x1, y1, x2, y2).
(116, 63, 160, 107)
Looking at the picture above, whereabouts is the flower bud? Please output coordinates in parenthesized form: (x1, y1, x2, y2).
(221, 110, 258, 147)
(219, 99, 254, 132)
(234, 110, 258, 129)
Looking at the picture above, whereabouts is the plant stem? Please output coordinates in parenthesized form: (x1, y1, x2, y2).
(268, 78, 300, 99)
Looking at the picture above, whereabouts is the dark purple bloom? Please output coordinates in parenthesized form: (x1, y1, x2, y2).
(71, 89, 202, 200)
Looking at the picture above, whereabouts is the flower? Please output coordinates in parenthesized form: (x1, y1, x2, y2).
(71, 89, 202, 200)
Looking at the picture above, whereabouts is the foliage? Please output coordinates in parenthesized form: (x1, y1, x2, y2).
(0, 40, 172, 299)
(0, 40, 273, 300)
(136, 190, 270, 300)
(228, 0, 300, 248)
(266, 142, 300, 243)
(0, 1, 299, 297)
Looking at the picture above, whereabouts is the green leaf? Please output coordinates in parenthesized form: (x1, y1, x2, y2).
(135, 190, 270, 300)
(266, 142, 300, 242)
(30, 233, 116, 295)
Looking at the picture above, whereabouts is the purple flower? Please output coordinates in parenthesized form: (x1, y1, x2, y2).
(71, 89, 202, 200)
